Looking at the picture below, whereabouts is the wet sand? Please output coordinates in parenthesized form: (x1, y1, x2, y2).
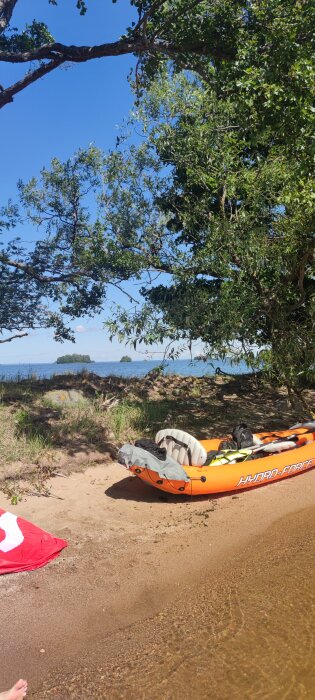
(0, 463, 314, 699)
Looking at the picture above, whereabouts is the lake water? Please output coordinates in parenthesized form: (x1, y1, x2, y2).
(0, 358, 249, 381)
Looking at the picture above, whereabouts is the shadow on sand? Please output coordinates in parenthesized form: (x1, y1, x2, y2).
(105, 475, 218, 504)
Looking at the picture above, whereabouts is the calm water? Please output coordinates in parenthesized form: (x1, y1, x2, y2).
(0, 358, 249, 381)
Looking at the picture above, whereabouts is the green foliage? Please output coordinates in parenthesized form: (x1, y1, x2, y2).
(120, 355, 132, 362)
(0, 141, 172, 342)
(0, 146, 121, 341)
(56, 354, 92, 364)
(0, 21, 54, 53)
(1, 0, 314, 127)
(145, 363, 165, 378)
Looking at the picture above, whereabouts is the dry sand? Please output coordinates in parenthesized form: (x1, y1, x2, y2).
(1, 460, 314, 699)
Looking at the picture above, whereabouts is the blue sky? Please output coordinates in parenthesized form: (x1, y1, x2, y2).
(0, 0, 180, 363)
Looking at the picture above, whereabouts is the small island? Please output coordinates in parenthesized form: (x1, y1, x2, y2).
(56, 354, 93, 364)
(120, 355, 132, 362)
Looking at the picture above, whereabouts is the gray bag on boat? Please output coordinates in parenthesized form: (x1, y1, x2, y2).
(118, 444, 190, 482)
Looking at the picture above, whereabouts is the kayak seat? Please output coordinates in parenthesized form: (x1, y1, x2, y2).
(155, 428, 208, 466)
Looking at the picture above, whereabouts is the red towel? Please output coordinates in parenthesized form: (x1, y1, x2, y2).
(0, 508, 67, 575)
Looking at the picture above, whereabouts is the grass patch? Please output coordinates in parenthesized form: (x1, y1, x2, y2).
(108, 399, 173, 441)
(107, 401, 143, 441)
(190, 385, 201, 397)
(53, 401, 106, 444)
(0, 406, 50, 466)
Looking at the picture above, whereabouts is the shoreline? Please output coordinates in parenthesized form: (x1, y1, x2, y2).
(1, 461, 314, 698)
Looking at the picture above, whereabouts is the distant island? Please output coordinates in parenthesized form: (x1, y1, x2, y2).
(120, 355, 132, 362)
(56, 354, 94, 364)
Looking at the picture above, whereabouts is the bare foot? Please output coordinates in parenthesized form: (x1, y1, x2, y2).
(0, 679, 27, 700)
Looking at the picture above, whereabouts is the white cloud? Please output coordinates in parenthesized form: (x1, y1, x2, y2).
(75, 325, 86, 333)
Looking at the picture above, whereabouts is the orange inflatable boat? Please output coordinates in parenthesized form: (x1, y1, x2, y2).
(118, 424, 315, 496)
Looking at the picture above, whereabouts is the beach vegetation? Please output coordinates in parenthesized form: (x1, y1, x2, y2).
(107, 398, 170, 440)
(0, 405, 50, 464)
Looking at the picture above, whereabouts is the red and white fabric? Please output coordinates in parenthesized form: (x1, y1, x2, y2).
(0, 508, 67, 575)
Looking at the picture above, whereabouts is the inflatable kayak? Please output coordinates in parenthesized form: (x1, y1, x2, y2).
(118, 424, 315, 496)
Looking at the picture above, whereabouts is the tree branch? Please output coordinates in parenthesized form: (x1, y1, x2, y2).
(0, 331, 28, 343)
(0, 58, 65, 108)
(1, 256, 91, 283)
(283, 245, 315, 314)
(0, 37, 230, 64)
(109, 281, 139, 304)
(133, 0, 168, 35)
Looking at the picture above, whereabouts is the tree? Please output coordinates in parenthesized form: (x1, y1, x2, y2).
(0, 209, 74, 343)
(105, 65, 315, 392)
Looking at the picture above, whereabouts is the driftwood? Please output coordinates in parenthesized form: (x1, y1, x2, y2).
(101, 396, 119, 411)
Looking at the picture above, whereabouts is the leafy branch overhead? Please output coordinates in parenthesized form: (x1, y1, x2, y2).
(1, 0, 314, 111)
(0, 0, 227, 108)
(0, 143, 178, 343)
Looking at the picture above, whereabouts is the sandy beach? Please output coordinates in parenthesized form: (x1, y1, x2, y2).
(1, 458, 314, 699)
